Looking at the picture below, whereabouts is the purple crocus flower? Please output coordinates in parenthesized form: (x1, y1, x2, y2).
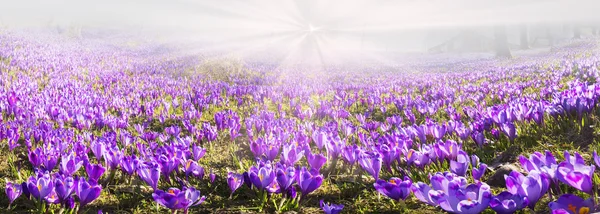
(411, 182, 437, 206)
(152, 188, 188, 210)
(191, 146, 206, 161)
(103, 147, 123, 170)
(472, 163, 487, 181)
(504, 170, 549, 209)
(183, 187, 206, 211)
(182, 159, 204, 178)
(84, 162, 106, 184)
(341, 145, 360, 165)
(548, 194, 594, 214)
(519, 151, 558, 183)
(75, 177, 102, 207)
(209, 170, 216, 183)
(152, 187, 206, 211)
(42, 152, 59, 171)
(120, 155, 139, 176)
(439, 182, 492, 214)
(6, 181, 22, 205)
(157, 155, 178, 182)
(248, 165, 275, 190)
(306, 152, 328, 171)
(281, 143, 304, 166)
(470, 154, 487, 181)
(312, 130, 327, 150)
(54, 176, 75, 201)
(320, 200, 344, 214)
(378, 144, 398, 173)
(276, 165, 296, 192)
(489, 191, 529, 214)
(500, 123, 517, 142)
(59, 153, 83, 176)
(27, 174, 54, 200)
(227, 172, 244, 196)
(137, 162, 161, 190)
(412, 172, 468, 206)
(450, 151, 470, 176)
(556, 161, 595, 194)
(296, 167, 323, 196)
(358, 151, 382, 180)
(593, 151, 600, 169)
(373, 176, 412, 201)
(90, 140, 105, 162)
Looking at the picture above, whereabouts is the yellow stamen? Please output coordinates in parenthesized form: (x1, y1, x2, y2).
(259, 174, 264, 181)
(389, 180, 396, 185)
(38, 184, 42, 191)
(407, 150, 413, 159)
(579, 207, 590, 214)
(186, 160, 192, 169)
(168, 189, 175, 194)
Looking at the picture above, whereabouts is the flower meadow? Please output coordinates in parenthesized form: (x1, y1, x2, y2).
(2, 31, 600, 214)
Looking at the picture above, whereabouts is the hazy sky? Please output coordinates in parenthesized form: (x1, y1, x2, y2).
(2, 0, 600, 65)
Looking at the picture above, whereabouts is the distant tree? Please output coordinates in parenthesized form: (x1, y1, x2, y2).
(494, 25, 511, 58)
(519, 25, 529, 49)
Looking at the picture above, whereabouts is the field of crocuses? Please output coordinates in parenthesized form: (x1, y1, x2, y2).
(2, 30, 600, 214)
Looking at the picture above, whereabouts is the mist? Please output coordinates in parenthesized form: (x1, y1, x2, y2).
(2, 0, 600, 66)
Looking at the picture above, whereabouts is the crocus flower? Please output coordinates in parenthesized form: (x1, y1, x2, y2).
(91, 140, 105, 162)
(556, 161, 595, 194)
(191, 146, 206, 161)
(548, 194, 594, 214)
(358, 151, 382, 180)
(120, 155, 139, 176)
(248, 165, 275, 190)
(307, 152, 327, 171)
(6, 181, 22, 205)
(489, 191, 529, 214)
(84, 162, 106, 184)
(75, 177, 102, 207)
(341, 145, 360, 165)
(152, 187, 206, 211)
(138, 162, 161, 190)
(411, 182, 437, 206)
(519, 151, 558, 184)
(281, 143, 304, 166)
(45, 190, 60, 204)
(54, 176, 75, 201)
(183, 187, 206, 211)
(412, 172, 468, 207)
(450, 151, 469, 176)
(373, 176, 412, 201)
(500, 122, 517, 142)
(227, 172, 244, 196)
(296, 167, 323, 196)
(438, 182, 492, 214)
(276, 165, 296, 191)
(152, 188, 188, 210)
(472, 163, 487, 181)
(209, 170, 216, 183)
(505, 170, 549, 209)
(593, 151, 600, 169)
(157, 155, 178, 182)
(27, 174, 54, 200)
(378, 144, 398, 173)
(103, 147, 123, 169)
(43, 152, 59, 171)
(320, 200, 344, 214)
(60, 153, 83, 176)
